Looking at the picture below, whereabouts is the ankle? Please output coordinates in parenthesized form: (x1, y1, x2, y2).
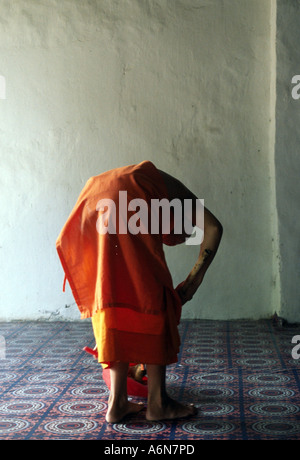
(108, 393, 127, 407)
(147, 391, 169, 409)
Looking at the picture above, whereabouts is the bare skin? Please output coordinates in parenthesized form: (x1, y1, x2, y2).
(105, 362, 197, 423)
(105, 362, 144, 423)
(145, 364, 197, 421)
(158, 170, 223, 305)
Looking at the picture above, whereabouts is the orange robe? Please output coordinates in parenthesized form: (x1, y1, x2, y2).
(56, 161, 182, 366)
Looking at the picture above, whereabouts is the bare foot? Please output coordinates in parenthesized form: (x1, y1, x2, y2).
(106, 396, 145, 423)
(128, 364, 147, 383)
(146, 395, 197, 421)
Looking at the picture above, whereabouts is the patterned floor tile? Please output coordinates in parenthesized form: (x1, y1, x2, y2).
(0, 319, 299, 440)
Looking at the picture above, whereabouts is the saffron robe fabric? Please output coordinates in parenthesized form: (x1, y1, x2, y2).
(56, 161, 183, 366)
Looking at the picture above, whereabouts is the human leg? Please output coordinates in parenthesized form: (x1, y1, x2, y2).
(145, 364, 197, 421)
(105, 361, 144, 423)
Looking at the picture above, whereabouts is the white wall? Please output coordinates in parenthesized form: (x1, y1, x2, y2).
(0, 0, 282, 321)
(275, 0, 300, 323)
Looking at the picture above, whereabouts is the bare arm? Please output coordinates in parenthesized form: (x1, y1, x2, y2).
(177, 207, 222, 304)
(159, 170, 223, 305)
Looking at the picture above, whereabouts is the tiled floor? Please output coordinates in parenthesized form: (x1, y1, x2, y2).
(0, 319, 299, 440)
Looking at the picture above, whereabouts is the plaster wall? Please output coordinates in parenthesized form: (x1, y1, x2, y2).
(275, 0, 300, 323)
(0, 0, 279, 321)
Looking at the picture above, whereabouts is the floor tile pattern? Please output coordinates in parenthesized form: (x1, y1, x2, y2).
(0, 319, 299, 440)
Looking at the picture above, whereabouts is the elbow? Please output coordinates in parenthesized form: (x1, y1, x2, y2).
(211, 219, 223, 240)
(216, 220, 223, 236)
(203, 207, 223, 239)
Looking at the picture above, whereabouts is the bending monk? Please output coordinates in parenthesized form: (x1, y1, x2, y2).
(56, 161, 222, 422)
